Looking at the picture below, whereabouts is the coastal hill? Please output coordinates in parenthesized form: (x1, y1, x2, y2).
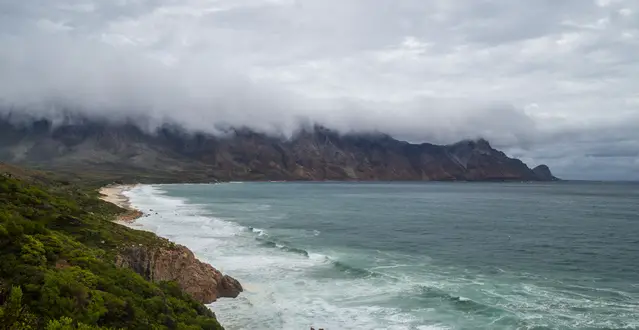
(0, 163, 241, 329)
(0, 114, 558, 182)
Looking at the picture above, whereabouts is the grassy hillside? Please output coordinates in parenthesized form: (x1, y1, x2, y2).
(0, 164, 224, 329)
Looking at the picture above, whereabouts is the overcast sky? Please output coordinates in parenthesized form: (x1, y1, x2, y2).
(1, 0, 638, 180)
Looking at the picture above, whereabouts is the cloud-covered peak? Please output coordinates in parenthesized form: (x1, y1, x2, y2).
(0, 0, 638, 179)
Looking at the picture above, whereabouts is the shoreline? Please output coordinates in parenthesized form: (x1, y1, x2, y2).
(99, 184, 144, 224)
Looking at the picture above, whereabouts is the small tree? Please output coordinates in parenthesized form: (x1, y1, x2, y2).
(0, 286, 37, 330)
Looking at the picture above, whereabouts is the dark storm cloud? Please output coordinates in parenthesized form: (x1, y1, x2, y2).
(0, 0, 638, 179)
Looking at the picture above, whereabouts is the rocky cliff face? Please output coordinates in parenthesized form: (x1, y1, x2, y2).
(115, 244, 243, 304)
(0, 114, 558, 182)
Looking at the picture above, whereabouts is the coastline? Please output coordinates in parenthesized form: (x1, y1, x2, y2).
(99, 184, 144, 225)
(1, 166, 231, 328)
(99, 183, 245, 305)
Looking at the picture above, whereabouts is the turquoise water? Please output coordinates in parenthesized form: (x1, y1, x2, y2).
(126, 182, 639, 330)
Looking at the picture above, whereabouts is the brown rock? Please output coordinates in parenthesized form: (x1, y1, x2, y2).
(118, 209, 144, 223)
(115, 244, 243, 304)
(218, 275, 243, 298)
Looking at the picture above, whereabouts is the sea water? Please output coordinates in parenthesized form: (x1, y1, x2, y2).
(124, 182, 639, 330)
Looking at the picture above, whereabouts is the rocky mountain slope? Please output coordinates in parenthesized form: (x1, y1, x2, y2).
(0, 114, 558, 182)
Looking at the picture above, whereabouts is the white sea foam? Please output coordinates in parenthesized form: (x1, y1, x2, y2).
(125, 184, 448, 330)
(248, 227, 267, 236)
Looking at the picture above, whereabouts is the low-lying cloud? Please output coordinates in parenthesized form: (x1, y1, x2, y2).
(1, 0, 638, 180)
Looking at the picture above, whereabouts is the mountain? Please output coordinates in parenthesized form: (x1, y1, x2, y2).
(532, 164, 559, 181)
(0, 114, 557, 182)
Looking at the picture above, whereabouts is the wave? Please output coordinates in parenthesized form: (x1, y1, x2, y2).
(415, 285, 507, 317)
(256, 239, 311, 257)
(281, 246, 310, 257)
(437, 283, 634, 329)
(256, 238, 309, 257)
(249, 226, 312, 256)
(248, 227, 267, 236)
(331, 260, 383, 278)
(247, 229, 390, 280)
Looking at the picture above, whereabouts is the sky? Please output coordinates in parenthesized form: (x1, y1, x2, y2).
(0, 0, 638, 180)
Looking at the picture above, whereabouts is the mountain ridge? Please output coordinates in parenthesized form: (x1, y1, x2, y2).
(0, 114, 558, 182)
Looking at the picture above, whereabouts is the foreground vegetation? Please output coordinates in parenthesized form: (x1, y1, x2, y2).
(0, 164, 223, 329)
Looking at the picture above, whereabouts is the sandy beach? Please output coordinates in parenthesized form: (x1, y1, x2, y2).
(99, 184, 144, 224)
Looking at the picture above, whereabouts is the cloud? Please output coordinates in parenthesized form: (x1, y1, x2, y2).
(0, 0, 638, 179)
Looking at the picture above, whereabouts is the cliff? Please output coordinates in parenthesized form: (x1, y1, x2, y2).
(0, 114, 558, 182)
(115, 244, 243, 304)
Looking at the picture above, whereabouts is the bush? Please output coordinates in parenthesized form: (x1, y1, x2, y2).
(0, 286, 37, 329)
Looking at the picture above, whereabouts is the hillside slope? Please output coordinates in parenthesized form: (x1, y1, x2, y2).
(0, 115, 558, 182)
(0, 165, 239, 329)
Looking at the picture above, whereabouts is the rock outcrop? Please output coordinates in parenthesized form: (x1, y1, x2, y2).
(532, 165, 559, 181)
(115, 244, 243, 304)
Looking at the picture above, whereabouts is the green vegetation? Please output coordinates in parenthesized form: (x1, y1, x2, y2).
(0, 166, 223, 329)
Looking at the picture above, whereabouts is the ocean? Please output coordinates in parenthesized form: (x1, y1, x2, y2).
(124, 182, 639, 330)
